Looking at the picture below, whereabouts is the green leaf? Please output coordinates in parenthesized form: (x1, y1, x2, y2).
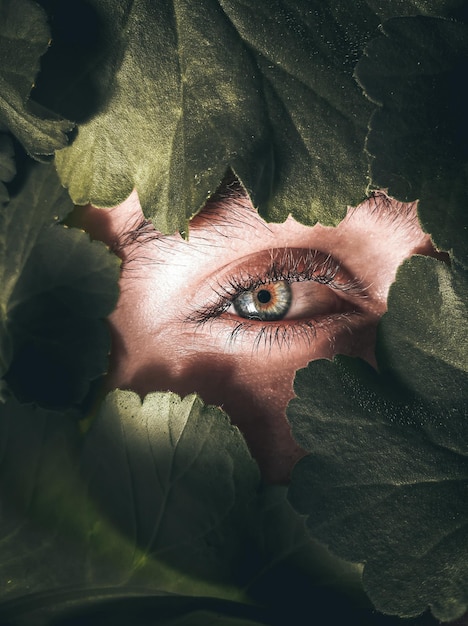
(287, 356, 468, 622)
(0, 162, 120, 406)
(0, 0, 74, 158)
(377, 256, 468, 453)
(54, 0, 392, 232)
(286, 259, 468, 622)
(82, 390, 260, 583)
(0, 391, 260, 600)
(355, 16, 468, 267)
(287, 258, 468, 622)
(55, 0, 273, 233)
(0, 395, 267, 625)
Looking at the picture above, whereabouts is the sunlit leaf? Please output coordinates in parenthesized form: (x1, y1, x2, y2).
(53, 0, 383, 232)
(82, 390, 260, 581)
(0, 392, 257, 601)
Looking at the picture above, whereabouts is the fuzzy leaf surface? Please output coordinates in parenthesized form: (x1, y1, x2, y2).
(81, 390, 260, 582)
(377, 256, 468, 452)
(0, 392, 259, 600)
(287, 258, 468, 621)
(54, 0, 388, 232)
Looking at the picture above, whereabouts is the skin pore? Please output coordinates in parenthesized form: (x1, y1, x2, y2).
(81, 179, 439, 484)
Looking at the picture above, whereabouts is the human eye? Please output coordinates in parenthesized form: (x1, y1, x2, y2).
(188, 247, 369, 352)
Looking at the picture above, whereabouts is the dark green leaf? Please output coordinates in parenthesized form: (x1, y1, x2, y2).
(355, 16, 468, 267)
(287, 255, 468, 623)
(54, 0, 388, 232)
(287, 356, 468, 622)
(0, 0, 74, 158)
(0, 163, 120, 406)
(377, 256, 468, 453)
(82, 390, 260, 582)
(0, 391, 259, 602)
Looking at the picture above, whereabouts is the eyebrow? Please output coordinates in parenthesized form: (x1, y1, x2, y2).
(113, 183, 424, 271)
(112, 177, 268, 263)
(349, 190, 424, 242)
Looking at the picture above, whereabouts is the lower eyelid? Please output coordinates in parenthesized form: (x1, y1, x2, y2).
(222, 310, 366, 354)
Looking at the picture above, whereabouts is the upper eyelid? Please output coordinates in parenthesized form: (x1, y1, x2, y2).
(186, 247, 369, 325)
(216, 248, 367, 300)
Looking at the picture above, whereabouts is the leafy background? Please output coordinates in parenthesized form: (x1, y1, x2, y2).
(0, 0, 467, 624)
(36, 0, 467, 232)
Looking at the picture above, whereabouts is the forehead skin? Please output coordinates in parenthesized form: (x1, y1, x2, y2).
(81, 187, 437, 483)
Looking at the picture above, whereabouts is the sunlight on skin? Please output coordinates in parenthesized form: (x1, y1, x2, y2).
(81, 182, 439, 484)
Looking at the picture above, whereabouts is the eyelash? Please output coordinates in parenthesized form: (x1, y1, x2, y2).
(188, 248, 366, 351)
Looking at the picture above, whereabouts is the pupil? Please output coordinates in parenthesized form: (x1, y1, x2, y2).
(257, 289, 272, 304)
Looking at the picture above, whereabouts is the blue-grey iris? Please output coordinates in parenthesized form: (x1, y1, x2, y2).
(233, 281, 292, 321)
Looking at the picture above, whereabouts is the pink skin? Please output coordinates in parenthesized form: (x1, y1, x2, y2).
(81, 185, 438, 484)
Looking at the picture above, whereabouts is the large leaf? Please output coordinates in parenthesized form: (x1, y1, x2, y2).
(287, 357, 468, 622)
(355, 15, 468, 267)
(0, 395, 259, 626)
(54, 0, 273, 234)
(54, 0, 378, 232)
(53, 1, 466, 233)
(287, 257, 468, 622)
(0, 0, 74, 158)
(0, 397, 261, 625)
(0, 391, 260, 601)
(0, 393, 436, 626)
(0, 162, 120, 406)
(81, 390, 260, 582)
(377, 256, 468, 450)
